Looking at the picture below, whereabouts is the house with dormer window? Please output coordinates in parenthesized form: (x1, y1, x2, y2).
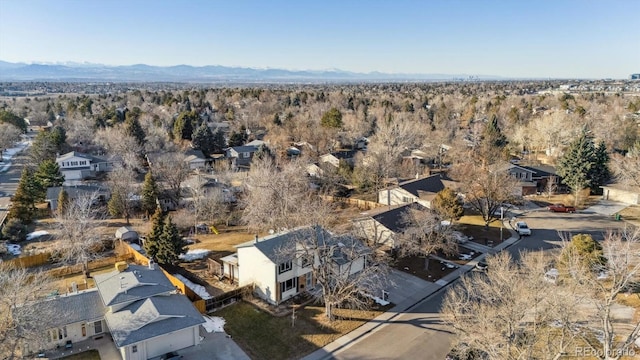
(55, 151, 114, 183)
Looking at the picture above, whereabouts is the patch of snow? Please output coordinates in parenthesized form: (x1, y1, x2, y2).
(179, 248, 209, 261)
(202, 316, 226, 333)
(174, 274, 212, 300)
(6, 244, 21, 255)
(26, 230, 50, 241)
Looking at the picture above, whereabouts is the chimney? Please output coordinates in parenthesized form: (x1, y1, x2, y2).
(148, 259, 155, 270)
(254, 234, 259, 244)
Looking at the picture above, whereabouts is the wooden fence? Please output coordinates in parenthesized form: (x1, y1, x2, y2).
(320, 195, 382, 210)
(205, 284, 253, 313)
(115, 241, 207, 313)
(3, 252, 51, 268)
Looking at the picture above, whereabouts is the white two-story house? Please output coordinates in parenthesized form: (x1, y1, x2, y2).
(55, 151, 113, 183)
(227, 226, 368, 305)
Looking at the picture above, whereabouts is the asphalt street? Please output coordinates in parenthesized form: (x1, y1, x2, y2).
(329, 207, 627, 360)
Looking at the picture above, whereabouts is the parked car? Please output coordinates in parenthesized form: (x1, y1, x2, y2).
(547, 203, 576, 213)
(516, 221, 531, 236)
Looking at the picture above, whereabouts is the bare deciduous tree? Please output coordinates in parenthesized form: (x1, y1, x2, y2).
(0, 123, 22, 159)
(94, 126, 143, 169)
(610, 143, 640, 189)
(151, 152, 190, 204)
(242, 157, 321, 233)
(443, 251, 580, 360)
(452, 164, 519, 227)
(277, 226, 390, 321)
(54, 192, 105, 276)
(395, 206, 457, 258)
(0, 265, 57, 360)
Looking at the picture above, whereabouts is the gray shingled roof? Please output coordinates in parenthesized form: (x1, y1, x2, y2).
(25, 290, 106, 329)
(236, 226, 332, 263)
(371, 203, 427, 234)
(45, 185, 109, 202)
(93, 264, 176, 307)
(236, 226, 368, 266)
(398, 175, 445, 197)
(106, 294, 204, 347)
(56, 151, 106, 163)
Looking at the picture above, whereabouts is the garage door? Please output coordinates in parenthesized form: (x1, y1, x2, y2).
(145, 328, 195, 358)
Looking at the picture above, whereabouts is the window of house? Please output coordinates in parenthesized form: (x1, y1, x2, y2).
(278, 261, 292, 274)
(402, 196, 412, 203)
(94, 320, 102, 334)
(281, 278, 297, 292)
(301, 255, 313, 268)
(132, 345, 138, 353)
(242, 152, 250, 158)
(49, 329, 58, 342)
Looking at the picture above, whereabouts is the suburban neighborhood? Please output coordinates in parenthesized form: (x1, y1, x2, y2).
(1, 1, 640, 355)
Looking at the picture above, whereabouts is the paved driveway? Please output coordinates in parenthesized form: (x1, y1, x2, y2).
(176, 326, 250, 360)
(583, 200, 628, 216)
(385, 269, 433, 305)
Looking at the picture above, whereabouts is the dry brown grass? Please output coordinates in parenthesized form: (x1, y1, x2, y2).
(619, 205, 640, 227)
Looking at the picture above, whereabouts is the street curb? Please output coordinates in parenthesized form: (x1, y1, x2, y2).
(303, 222, 521, 360)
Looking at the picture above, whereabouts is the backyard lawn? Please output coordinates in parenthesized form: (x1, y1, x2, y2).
(216, 301, 388, 360)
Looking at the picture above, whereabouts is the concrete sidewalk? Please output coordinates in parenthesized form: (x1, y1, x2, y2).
(302, 223, 520, 360)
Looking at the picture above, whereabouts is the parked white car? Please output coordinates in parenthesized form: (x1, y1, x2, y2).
(516, 221, 531, 236)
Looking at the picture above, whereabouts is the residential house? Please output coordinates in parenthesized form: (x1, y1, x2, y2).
(225, 226, 368, 305)
(319, 149, 357, 168)
(55, 151, 113, 183)
(21, 289, 107, 356)
(23, 263, 204, 360)
(225, 145, 259, 169)
(184, 149, 209, 171)
(519, 165, 564, 194)
(353, 203, 428, 249)
(378, 174, 447, 208)
(491, 163, 538, 196)
(45, 185, 110, 211)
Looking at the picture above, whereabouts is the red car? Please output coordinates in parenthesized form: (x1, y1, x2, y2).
(548, 203, 576, 213)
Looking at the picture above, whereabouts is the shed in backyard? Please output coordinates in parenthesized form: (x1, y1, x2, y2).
(115, 226, 138, 242)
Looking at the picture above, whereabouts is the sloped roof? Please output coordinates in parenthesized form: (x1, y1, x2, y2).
(45, 185, 109, 202)
(106, 294, 204, 347)
(369, 203, 427, 234)
(115, 226, 138, 240)
(24, 289, 106, 329)
(236, 226, 332, 263)
(184, 149, 207, 162)
(228, 145, 258, 154)
(519, 165, 558, 178)
(56, 151, 106, 163)
(93, 264, 176, 307)
(398, 175, 445, 196)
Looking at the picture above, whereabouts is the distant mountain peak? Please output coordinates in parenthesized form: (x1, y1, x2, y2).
(0, 60, 504, 82)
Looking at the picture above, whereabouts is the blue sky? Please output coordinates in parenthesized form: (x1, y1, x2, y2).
(0, 0, 638, 78)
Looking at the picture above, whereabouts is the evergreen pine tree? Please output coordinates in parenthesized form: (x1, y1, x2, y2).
(8, 168, 38, 224)
(484, 114, 507, 148)
(141, 172, 159, 216)
(34, 160, 65, 200)
(143, 207, 165, 261)
(557, 129, 596, 205)
(589, 141, 610, 194)
(125, 116, 146, 146)
(173, 110, 197, 140)
(156, 216, 185, 265)
(432, 188, 464, 223)
(107, 187, 125, 217)
(191, 122, 215, 155)
(212, 129, 226, 153)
